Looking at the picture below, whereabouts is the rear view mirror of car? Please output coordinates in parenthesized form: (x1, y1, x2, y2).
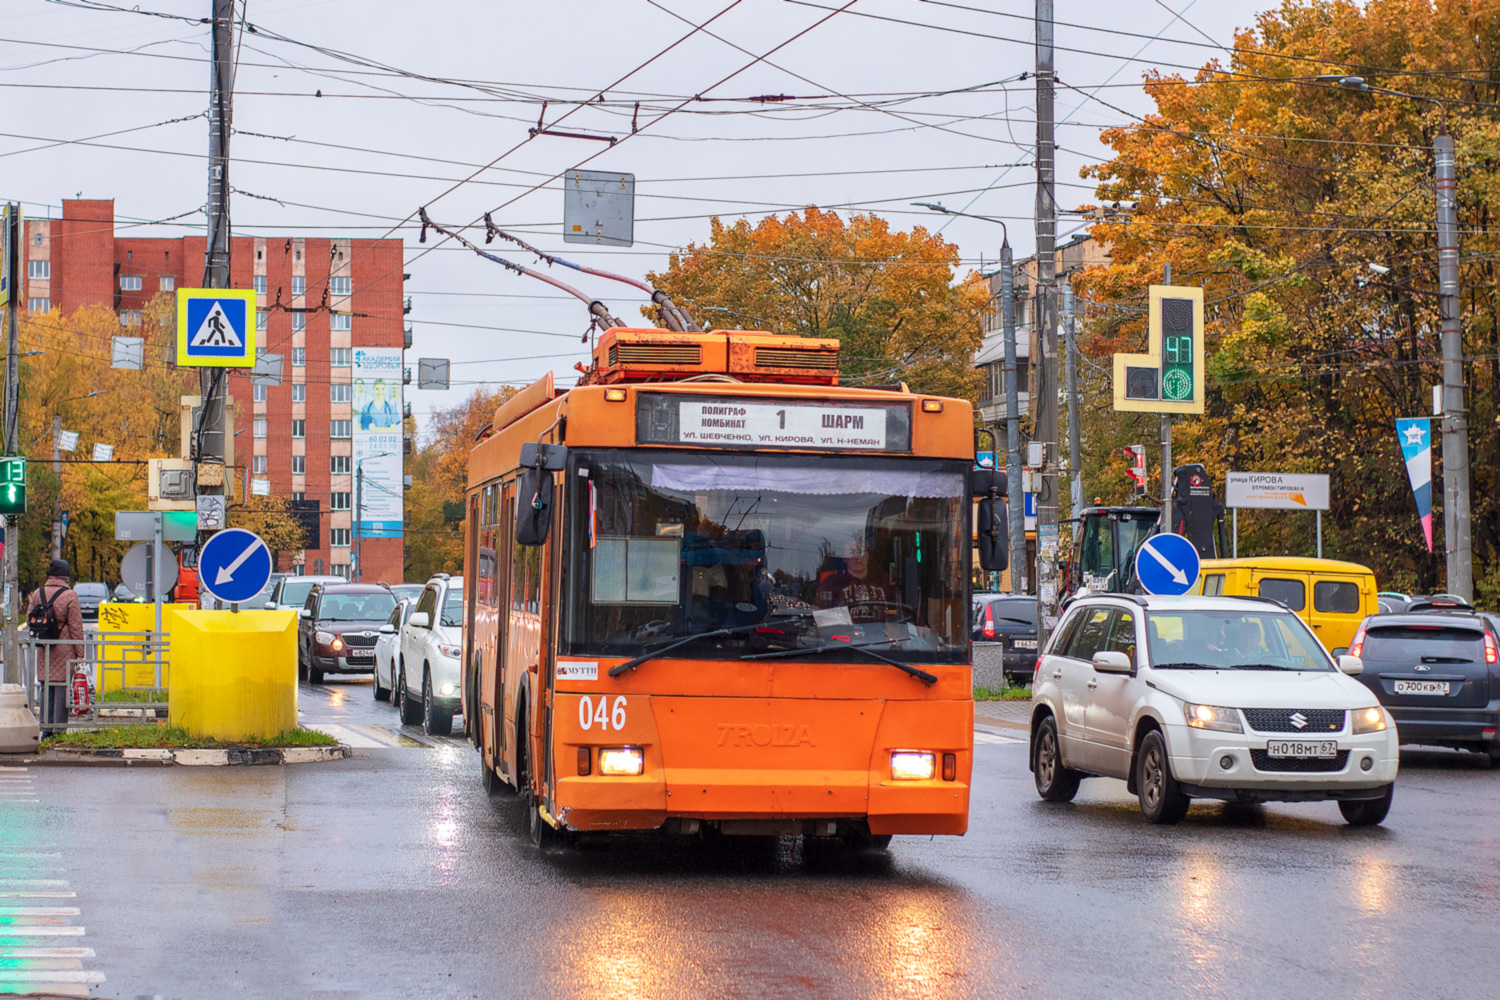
(408, 612, 431, 630)
(1337, 654, 1364, 676)
(1092, 651, 1132, 673)
(516, 467, 554, 547)
(379, 624, 396, 634)
(975, 497, 1009, 573)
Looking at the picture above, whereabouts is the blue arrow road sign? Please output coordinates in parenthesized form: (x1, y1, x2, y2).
(1134, 532, 1201, 596)
(198, 528, 272, 605)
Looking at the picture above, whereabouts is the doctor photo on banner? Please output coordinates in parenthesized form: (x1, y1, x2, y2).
(356, 378, 400, 430)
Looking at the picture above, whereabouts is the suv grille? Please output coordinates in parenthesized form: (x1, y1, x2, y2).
(1243, 709, 1344, 733)
(1250, 749, 1349, 773)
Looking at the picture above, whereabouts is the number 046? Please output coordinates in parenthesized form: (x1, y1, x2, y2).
(579, 695, 627, 731)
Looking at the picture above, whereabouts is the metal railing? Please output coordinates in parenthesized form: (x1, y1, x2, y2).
(18, 631, 170, 731)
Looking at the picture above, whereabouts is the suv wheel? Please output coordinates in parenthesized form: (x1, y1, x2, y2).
(372, 661, 389, 702)
(423, 668, 453, 736)
(398, 661, 422, 726)
(1136, 729, 1190, 824)
(1338, 784, 1393, 827)
(309, 665, 324, 685)
(1033, 715, 1081, 802)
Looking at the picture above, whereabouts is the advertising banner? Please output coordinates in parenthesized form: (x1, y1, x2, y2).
(352, 347, 404, 539)
(1396, 418, 1433, 552)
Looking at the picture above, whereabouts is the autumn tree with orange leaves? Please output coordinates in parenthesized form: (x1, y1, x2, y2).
(648, 208, 989, 400)
(1076, 0, 1500, 598)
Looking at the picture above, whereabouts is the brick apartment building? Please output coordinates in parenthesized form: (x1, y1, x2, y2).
(21, 199, 408, 583)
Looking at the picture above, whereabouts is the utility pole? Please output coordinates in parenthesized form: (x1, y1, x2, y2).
(195, 0, 235, 532)
(50, 416, 61, 561)
(1000, 241, 1024, 593)
(1034, 0, 1060, 648)
(1435, 133, 1472, 601)
(1062, 276, 1083, 521)
(1161, 262, 1173, 533)
(2, 204, 20, 685)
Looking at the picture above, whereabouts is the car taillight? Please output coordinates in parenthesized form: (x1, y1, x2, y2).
(1348, 622, 1367, 659)
(983, 604, 995, 640)
(1486, 631, 1498, 665)
(1032, 657, 1042, 686)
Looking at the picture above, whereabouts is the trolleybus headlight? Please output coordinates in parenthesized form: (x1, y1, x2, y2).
(890, 751, 936, 781)
(1352, 706, 1388, 734)
(598, 746, 644, 776)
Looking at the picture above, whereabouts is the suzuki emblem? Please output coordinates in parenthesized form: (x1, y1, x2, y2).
(1288, 712, 1309, 730)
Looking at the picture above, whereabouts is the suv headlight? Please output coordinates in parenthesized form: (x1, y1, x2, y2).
(1183, 703, 1243, 733)
(315, 630, 334, 644)
(437, 643, 461, 659)
(1352, 706, 1388, 734)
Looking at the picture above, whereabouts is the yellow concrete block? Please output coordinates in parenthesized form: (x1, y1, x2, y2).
(95, 602, 188, 693)
(167, 609, 299, 740)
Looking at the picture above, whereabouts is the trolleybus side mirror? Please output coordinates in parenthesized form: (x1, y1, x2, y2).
(971, 468, 1009, 574)
(516, 466, 555, 546)
(519, 442, 568, 471)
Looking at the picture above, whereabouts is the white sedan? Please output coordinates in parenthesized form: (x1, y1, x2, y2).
(371, 599, 413, 703)
(1029, 594, 1399, 825)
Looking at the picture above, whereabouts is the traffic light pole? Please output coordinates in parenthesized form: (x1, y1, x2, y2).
(1034, 0, 1061, 649)
(1160, 263, 1172, 534)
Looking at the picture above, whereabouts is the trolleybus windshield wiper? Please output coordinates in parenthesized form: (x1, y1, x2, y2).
(609, 622, 771, 677)
(741, 640, 939, 686)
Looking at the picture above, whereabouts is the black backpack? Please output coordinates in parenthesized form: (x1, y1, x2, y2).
(27, 586, 68, 640)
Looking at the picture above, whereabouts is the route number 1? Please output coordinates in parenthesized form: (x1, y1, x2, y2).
(579, 695, 627, 731)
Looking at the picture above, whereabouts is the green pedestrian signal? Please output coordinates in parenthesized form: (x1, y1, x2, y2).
(1112, 285, 1204, 415)
(0, 457, 25, 515)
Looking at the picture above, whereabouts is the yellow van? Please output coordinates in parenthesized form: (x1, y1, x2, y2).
(1192, 557, 1379, 654)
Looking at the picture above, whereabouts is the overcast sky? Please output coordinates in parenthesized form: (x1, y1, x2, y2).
(3, 0, 1269, 436)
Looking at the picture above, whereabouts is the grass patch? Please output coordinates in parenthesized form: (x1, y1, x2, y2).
(43, 725, 338, 751)
(97, 688, 167, 703)
(974, 684, 1032, 701)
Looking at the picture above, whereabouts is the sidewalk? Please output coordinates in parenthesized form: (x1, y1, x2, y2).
(974, 697, 1030, 732)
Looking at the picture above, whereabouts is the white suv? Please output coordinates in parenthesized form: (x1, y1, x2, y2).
(1029, 595, 1399, 826)
(397, 575, 464, 736)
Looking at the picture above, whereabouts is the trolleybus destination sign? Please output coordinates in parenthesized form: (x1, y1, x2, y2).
(636, 394, 912, 452)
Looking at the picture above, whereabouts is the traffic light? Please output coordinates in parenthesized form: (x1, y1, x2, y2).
(1122, 445, 1147, 497)
(1112, 284, 1204, 414)
(0, 457, 25, 515)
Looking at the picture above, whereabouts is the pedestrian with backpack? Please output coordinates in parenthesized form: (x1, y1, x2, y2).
(27, 559, 84, 735)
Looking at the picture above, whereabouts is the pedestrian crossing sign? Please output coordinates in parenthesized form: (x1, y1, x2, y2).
(176, 288, 257, 368)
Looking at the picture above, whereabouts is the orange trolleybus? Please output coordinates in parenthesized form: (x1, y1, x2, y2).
(461, 325, 1002, 849)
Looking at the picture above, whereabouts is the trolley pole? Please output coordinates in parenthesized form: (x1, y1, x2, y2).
(1034, 0, 1061, 648)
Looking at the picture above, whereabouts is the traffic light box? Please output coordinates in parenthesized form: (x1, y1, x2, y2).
(0, 457, 25, 515)
(1113, 285, 1204, 415)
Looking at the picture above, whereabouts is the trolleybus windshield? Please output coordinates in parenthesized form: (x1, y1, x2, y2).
(565, 450, 968, 663)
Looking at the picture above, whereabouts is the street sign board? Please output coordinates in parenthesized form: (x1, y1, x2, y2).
(198, 528, 272, 605)
(0, 457, 25, 515)
(417, 357, 449, 390)
(1225, 472, 1330, 511)
(1134, 532, 1201, 596)
(564, 169, 635, 246)
(119, 541, 179, 600)
(252, 352, 283, 387)
(115, 510, 197, 543)
(175, 288, 257, 368)
(1113, 285, 1204, 415)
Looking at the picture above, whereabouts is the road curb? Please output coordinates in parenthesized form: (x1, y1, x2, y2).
(0, 744, 352, 767)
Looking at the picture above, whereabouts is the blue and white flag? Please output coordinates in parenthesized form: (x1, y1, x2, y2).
(1396, 418, 1433, 552)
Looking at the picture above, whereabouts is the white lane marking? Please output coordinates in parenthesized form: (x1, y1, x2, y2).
(0, 948, 96, 958)
(974, 731, 1024, 745)
(302, 724, 385, 749)
(0, 854, 61, 860)
(0, 880, 68, 888)
(0, 927, 86, 936)
(0, 907, 81, 916)
(0, 969, 106, 983)
(0, 892, 75, 898)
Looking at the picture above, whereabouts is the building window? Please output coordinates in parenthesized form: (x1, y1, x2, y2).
(330, 562, 350, 578)
(331, 313, 351, 332)
(292, 384, 305, 404)
(32, 232, 42, 247)
(256, 312, 267, 331)
(330, 491, 351, 511)
(253, 417, 267, 439)
(330, 383, 351, 404)
(293, 347, 306, 367)
(253, 455, 267, 474)
(331, 455, 351, 475)
(330, 348, 352, 367)
(119, 310, 142, 326)
(120, 275, 142, 291)
(292, 312, 305, 332)
(253, 383, 267, 403)
(253, 275, 266, 294)
(292, 455, 306, 476)
(159, 275, 175, 292)
(292, 276, 306, 297)
(27, 298, 48, 313)
(292, 419, 305, 439)
(330, 419, 352, 439)
(330, 527, 351, 547)
(291, 491, 304, 502)
(330, 276, 351, 296)
(27, 260, 49, 280)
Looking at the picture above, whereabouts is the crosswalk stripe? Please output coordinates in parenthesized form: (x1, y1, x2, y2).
(0, 927, 86, 936)
(0, 894, 74, 899)
(0, 969, 105, 983)
(349, 723, 432, 748)
(0, 948, 94, 959)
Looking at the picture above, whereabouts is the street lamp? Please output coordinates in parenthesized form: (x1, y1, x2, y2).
(914, 201, 1026, 593)
(1317, 75, 1469, 599)
(353, 451, 397, 583)
(50, 389, 105, 561)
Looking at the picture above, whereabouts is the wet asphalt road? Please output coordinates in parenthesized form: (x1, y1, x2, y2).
(4, 679, 1500, 1000)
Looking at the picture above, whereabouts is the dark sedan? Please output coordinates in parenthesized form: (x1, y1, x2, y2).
(972, 594, 1038, 688)
(1349, 609, 1500, 761)
(297, 584, 399, 685)
(75, 582, 109, 623)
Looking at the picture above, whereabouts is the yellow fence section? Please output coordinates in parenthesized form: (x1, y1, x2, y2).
(167, 609, 299, 740)
(95, 602, 188, 693)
